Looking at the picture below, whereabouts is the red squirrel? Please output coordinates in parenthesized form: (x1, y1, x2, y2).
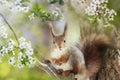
(47, 23, 112, 80)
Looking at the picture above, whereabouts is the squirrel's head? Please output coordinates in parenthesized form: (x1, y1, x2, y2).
(50, 24, 68, 51)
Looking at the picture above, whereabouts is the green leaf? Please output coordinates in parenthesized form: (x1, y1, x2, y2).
(59, 0, 64, 5)
(49, 0, 57, 4)
(49, 0, 64, 5)
(21, 56, 28, 66)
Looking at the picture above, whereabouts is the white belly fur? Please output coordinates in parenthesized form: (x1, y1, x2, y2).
(50, 46, 85, 71)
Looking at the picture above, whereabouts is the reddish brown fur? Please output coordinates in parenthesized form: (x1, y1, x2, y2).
(50, 24, 67, 50)
(57, 69, 71, 77)
(52, 53, 86, 77)
(51, 53, 70, 65)
(69, 50, 89, 78)
(49, 23, 112, 79)
(81, 34, 111, 77)
(52, 50, 88, 77)
(52, 35, 66, 49)
(49, 24, 73, 77)
(57, 34, 112, 78)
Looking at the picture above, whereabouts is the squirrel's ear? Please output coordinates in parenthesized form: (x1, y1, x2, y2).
(48, 23, 55, 37)
(63, 23, 67, 37)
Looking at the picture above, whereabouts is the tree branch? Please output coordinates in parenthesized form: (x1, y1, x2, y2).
(0, 13, 19, 46)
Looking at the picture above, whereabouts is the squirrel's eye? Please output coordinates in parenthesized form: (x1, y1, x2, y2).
(64, 40, 66, 43)
(53, 41, 55, 44)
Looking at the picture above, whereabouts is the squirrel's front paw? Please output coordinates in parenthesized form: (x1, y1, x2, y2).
(57, 69, 63, 74)
(57, 69, 72, 77)
(75, 74, 90, 80)
(44, 59, 51, 64)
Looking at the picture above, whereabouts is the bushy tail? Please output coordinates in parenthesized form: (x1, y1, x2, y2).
(81, 34, 113, 77)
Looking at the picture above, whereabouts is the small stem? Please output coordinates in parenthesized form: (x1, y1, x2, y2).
(0, 13, 19, 46)
(36, 59, 59, 78)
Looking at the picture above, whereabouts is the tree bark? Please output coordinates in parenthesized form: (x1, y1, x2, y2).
(97, 48, 120, 80)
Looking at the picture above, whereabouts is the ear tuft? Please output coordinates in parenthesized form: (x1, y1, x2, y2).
(48, 22, 55, 37)
(63, 23, 67, 36)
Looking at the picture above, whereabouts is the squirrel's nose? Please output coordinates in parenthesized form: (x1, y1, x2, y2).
(59, 46, 62, 50)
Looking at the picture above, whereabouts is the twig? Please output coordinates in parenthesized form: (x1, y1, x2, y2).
(36, 63, 53, 77)
(36, 59, 59, 78)
(0, 13, 19, 46)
